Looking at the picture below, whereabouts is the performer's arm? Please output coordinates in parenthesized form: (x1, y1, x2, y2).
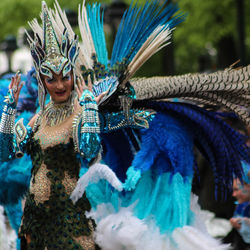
(0, 97, 17, 161)
(0, 73, 26, 162)
(78, 89, 101, 164)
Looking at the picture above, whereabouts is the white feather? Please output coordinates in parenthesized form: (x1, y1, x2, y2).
(172, 226, 230, 250)
(78, 0, 96, 69)
(124, 26, 173, 84)
(54, 0, 75, 39)
(28, 19, 43, 45)
(86, 201, 230, 250)
(70, 163, 123, 203)
(0, 206, 17, 250)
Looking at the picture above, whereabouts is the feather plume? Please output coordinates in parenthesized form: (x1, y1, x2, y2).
(131, 65, 250, 125)
(124, 26, 173, 84)
(109, 0, 183, 84)
(70, 163, 123, 204)
(78, 0, 96, 69)
(134, 101, 249, 195)
(86, 3, 108, 67)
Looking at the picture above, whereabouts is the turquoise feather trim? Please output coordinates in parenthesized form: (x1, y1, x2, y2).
(87, 3, 108, 67)
(111, 0, 184, 66)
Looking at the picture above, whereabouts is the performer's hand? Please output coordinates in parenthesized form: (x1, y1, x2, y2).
(8, 71, 24, 105)
(230, 217, 241, 230)
(76, 76, 106, 104)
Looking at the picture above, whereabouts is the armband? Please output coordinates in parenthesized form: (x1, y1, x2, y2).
(0, 104, 16, 134)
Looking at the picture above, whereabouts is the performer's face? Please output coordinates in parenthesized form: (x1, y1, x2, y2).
(43, 72, 73, 103)
(232, 179, 250, 204)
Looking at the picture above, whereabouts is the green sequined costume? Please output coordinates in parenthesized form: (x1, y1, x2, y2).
(18, 108, 98, 250)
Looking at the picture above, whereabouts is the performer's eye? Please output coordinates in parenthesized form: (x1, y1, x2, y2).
(63, 74, 71, 81)
(46, 78, 55, 84)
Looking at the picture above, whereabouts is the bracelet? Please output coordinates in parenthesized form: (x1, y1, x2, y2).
(79, 89, 100, 134)
(80, 108, 100, 134)
(0, 105, 16, 134)
(4, 89, 16, 106)
(79, 89, 96, 106)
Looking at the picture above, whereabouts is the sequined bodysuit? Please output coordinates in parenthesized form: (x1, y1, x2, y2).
(18, 108, 97, 250)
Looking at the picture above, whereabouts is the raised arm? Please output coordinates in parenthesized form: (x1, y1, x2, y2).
(0, 73, 24, 161)
(72, 77, 101, 165)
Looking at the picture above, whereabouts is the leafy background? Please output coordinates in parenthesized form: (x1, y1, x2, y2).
(0, 0, 249, 75)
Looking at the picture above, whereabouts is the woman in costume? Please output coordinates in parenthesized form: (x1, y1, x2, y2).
(0, 69, 39, 250)
(0, 2, 103, 249)
(0, 0, 249, 249)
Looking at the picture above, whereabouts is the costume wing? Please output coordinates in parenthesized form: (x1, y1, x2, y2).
(77, 0, 250, 128)
(77, 0, 183, 106)
(131, 67, 250, 125)
(68, 1, 249, 248)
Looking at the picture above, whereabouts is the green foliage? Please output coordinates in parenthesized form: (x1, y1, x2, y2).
(0, 0, 249, 75)
(174, 0, 250, 73)
(0, 0, 110, 41)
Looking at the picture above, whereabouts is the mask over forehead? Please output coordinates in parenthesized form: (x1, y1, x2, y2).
(27, 1, 79, 110)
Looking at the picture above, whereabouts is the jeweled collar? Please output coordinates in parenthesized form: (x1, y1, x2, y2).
(41, 92, 76, 127)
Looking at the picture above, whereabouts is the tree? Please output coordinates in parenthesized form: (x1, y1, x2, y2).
(174, 0, 250, 73)
(0, 0, 249, 75)
(0, 0, 110, 41)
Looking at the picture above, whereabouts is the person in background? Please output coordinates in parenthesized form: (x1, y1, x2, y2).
(230, 162, 250, 249)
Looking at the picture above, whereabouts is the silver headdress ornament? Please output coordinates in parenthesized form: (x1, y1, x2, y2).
(27, 1, 79, 111)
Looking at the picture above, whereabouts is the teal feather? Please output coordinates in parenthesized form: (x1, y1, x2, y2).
(87, 3, 108, 67)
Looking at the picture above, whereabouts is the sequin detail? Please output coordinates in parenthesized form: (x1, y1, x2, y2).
(29, 163, 51, 205)
(19, 108, 97, 249)
(62, 172, 77, 195)
(34, 106, 75, 150)
(74, 221, 96, 249)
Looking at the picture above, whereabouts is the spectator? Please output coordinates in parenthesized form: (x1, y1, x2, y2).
(230, 162, 250, 249)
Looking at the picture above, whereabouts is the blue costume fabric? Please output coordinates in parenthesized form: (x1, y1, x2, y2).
(234, 202, 250, 218)
(234, 202, 250, 244)
(0, 70, 37, 250)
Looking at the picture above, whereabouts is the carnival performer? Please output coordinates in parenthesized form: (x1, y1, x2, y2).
(0, 69, 39, 250)
(0, 0, 249, 249)
(0, 2, 104, 249)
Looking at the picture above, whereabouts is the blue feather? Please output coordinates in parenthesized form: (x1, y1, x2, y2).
(135, 101, 249, 195)
(101, 129, 135, 182)
(0, 155, 32, 205)
(132, 112, 194, 178)
(111, 0, 184, 66)
(87, 3, 108, 67)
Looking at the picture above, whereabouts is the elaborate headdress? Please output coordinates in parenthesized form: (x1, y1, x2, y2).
(26, 1, 79, 110)
(27, 0, 250, 125)
(78, 0, 249, 124)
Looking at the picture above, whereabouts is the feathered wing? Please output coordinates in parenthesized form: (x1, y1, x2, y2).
(134, 101, 249, 193)
(131, 66, 250, 125)
(77, 0, 250, 126)
(68, 1, 249, 248)
(77, 0, 183, 103)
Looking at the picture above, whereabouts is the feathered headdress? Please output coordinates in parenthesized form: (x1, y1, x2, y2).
(26, 1, 79, 110)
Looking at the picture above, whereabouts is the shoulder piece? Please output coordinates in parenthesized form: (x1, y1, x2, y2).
(100, 109, 156, 133)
